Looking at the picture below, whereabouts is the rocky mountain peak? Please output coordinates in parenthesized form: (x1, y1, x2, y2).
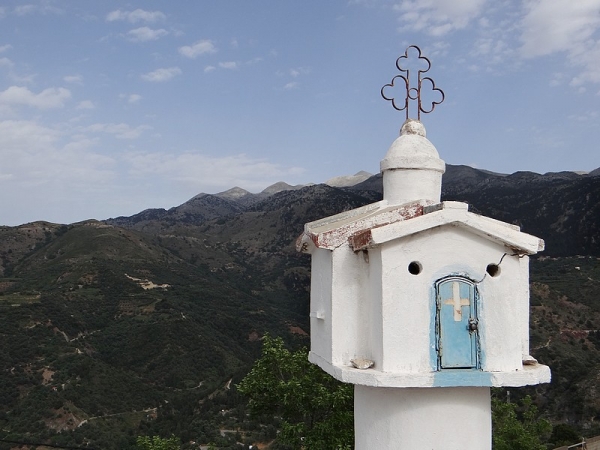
(325, 171, 373, 188)
(216, 187, 252, 200)
(261, 181, 306, 195)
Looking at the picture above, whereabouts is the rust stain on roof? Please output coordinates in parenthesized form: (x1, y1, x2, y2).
(349, 229, 373, 251)
(298, 201, 426, 251)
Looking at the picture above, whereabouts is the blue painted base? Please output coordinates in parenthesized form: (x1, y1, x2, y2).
(433, 370, 492, 387)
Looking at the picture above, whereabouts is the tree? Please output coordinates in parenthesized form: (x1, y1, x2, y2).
(136, 435, 180, 450)
(237, 335, 353, 449)
(491, 394, 551, 450)
(550, 423, 582, 447)
(239, 336, 553, 450)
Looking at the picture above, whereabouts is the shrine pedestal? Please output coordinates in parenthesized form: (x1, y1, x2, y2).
(354, 385, 491, 450)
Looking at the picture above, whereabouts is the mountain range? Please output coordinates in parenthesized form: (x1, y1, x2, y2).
(1, 164, 600, 449)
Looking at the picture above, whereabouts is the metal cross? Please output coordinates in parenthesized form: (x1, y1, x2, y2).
(444, 282, 470, 322)
(381, 45, 445, 120)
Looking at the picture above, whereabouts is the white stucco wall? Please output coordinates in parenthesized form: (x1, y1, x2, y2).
(477, 249, 528, 372)
(330, 246, 372, 365)
(309, 248, 333, 363)
(367, 246, 384, 367)
(519, 256, 531, 357)
(372, 225, 528, 374)
(378, 231, 432, 373)
(355, 385, 492, 449)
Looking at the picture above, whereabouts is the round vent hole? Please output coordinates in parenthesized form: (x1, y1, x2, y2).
(486, 263, 501, 277)
(408, 261, 422, 275)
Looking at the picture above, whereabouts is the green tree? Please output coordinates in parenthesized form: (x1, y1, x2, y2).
(136, 435, 180, 450)
(237, 335, 353, 450)
(239, 336, 552, 450)
(491, 395, 551, 450)
(550, 423, 582, 447)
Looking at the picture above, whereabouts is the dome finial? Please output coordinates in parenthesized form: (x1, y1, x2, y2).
(400, 118, 426, 137)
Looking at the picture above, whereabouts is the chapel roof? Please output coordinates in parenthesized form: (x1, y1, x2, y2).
(297, 201, 544, 255)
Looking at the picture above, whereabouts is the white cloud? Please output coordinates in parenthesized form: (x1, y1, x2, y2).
(471, 36, 514, 65)
(290, 67, 310, 77)
(85, 123, 151, 139)
(568, 111, 599, 122)
(123, 151, 305, 192)
(119, 93, 143, 103)
(0, 86, 71, 109)
(428, 40, 451, 57)
(106, 9, 166, 23)
(127, 27, 168, 42)
(549, 72, 566, 87)
(386, 2, 515, 70)
(219, 61, 238, 70)
(14, 5, 36, 15)
(530, 125, 565, 150)
(518, 0, 600, 85)
(519, 0, 600, 57)
(0, 54, 37, 85)
(76, 100, 94, 110)
(394, 0, 486, 35)
(0, 44, 11, 53)
(348, 0, 379, 5)
(0, 120, 117, 225)
(64, 74, 83, 84)
(0, 121, 109, 180)
(569, 40, 600, 85)
(204, 65, 216, 73)
(0, 120, 58, 149)
(141, 67, 181, 82)
(12, 3, 62, 16)
(178, 40, 217, 58)
(283, 82, 299, 90)
(0, 57, 13, 68)
(128, 94, 142, 103)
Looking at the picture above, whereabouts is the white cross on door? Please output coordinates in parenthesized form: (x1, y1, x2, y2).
(444, 281, 470, 321)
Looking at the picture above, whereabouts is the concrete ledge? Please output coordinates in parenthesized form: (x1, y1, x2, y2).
(309, 351, 551, 388)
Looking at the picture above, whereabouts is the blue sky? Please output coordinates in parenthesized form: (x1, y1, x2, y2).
(1, 0, 599, 226)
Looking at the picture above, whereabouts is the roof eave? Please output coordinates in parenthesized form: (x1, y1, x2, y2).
(351, 206, 544, 255)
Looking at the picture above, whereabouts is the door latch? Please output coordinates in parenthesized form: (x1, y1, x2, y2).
(468, 318, 478, 332)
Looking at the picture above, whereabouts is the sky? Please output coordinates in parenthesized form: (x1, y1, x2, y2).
(1, 0, 600, 226)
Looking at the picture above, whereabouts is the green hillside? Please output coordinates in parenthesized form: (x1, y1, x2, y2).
(2, 171, 600, 448)
(0, 220, 307, 449)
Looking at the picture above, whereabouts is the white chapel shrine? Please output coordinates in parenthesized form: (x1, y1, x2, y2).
(296, 46, 550, 449)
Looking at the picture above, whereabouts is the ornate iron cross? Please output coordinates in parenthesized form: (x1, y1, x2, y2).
(381, 45, 444, 120)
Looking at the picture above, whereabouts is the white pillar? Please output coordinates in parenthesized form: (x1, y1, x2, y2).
(380, 119, 445, 207)
(354, 386, 492, 450)
(382, 167, 443, 205)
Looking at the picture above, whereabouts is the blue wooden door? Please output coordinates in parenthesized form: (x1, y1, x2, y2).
(436, 278, 479, 369)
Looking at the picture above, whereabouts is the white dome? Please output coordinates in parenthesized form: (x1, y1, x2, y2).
(380, 119, 445, 205)
(380, 119, 444, 172)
